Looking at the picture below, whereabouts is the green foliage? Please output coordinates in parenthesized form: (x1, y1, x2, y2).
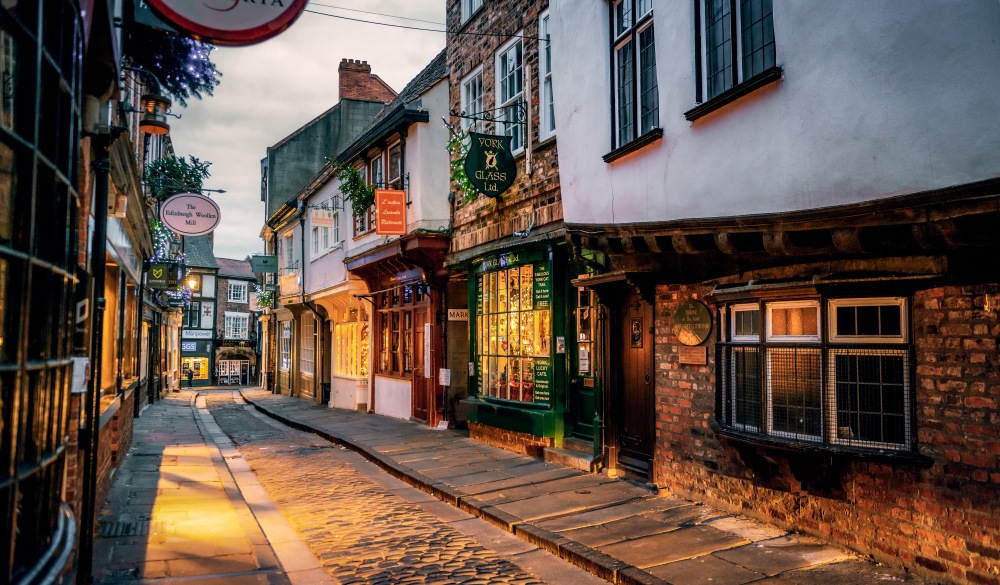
(254, 286, 273, 309)
(124, 28, 221, 108)
(446, 129, 479, 204)
(146, 155, 212, 200)
(334, 164, 375, 219)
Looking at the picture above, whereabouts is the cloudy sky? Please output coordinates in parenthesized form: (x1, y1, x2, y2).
(170, 1, 446, 261)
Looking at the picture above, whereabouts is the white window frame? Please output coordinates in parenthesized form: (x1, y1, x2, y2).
(387, 141, 402, 189)
(729, 302, 760, 342)
(332, 211, 340, 245)
(334, 319, 367, 379)
(300, 316, 315, 376)
(311, 226, 320, 256)
(826, 347, 910, 450)
(461, 65, 484, 133)
(224, 311, 250, 340)
(828, 297, 907, 344)
(765, 300, 821, 342)
(227, 281, 248, 304)
(495, 34, 525, 154)
(284, 233, 294, 267)
(280, 321, 291, 371)
(461, 0, 483, 23)
(370, 155, 384, 190)
(539, 10, 556, 141)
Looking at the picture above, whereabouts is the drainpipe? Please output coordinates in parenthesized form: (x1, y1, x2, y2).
(79, 132, 111, 584)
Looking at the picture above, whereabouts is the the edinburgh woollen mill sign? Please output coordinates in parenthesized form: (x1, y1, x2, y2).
(160, 193, 221, 237)
(464, 132, 517, 198)
(146, 0, 309, 46)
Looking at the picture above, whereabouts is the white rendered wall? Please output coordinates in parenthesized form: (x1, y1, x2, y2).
(304, 179, 350, 296)
(550, 0, 1000, 226)
(406, 79, 452, 233)
(374, 376, 412, 420)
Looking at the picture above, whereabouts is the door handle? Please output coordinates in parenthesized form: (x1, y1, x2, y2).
(644, 373, 651, 385)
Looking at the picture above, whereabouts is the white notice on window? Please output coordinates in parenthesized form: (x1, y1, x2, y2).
(71, 356, 90, 394)
(439, 368, 451, 386)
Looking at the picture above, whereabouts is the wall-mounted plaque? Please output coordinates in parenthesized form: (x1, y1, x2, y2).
(673, 300, 712, 346)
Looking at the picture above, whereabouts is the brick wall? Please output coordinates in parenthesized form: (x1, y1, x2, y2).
(65, 394, 84, 518)
(651, 284, 1000, 584)
(447, 0, 561, 254)
(339, 59, 397, 103)
(469, 421, 552, 457)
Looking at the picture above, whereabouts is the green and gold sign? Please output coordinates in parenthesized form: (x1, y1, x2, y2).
(464, 132, 517, 198)
(148, 262, 180, 290)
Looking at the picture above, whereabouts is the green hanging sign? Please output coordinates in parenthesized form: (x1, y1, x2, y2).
(464, 132, 517, 198)
(148, 262, 180, 290)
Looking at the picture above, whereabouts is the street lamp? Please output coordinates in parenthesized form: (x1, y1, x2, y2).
(139, 93, 172, 135)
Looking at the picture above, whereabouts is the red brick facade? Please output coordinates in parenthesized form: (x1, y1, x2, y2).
(651, 284, 1000, 584)
(447, 0, 561, 255)
(469, 421, 553, 457)
(339, 59, 397, 103)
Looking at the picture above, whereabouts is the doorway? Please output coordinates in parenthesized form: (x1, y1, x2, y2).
(614, 290, 655, 478)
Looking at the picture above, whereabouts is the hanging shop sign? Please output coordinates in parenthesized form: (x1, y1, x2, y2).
(249, 255, 278, 274)
(375, 189, 407, 235)
(160, 192, 221, 237)
(464, 132, 517, 198)
(148, 262, 181, 290)
(673, 300, 713, 346)
(145, 0, 308, 46)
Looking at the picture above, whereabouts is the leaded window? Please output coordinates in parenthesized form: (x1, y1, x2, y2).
(539, 11, 556, 140)
(699, 0, 776, 101)
(301, 316, 314, 376)
(612, 0, 658, 148)
(461, 66, 483, 133)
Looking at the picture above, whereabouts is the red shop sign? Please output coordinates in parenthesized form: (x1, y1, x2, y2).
(146, 0, 309, 46)
(375, 190, 407, 236)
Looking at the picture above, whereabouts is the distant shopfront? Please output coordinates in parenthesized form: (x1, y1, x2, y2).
(180, 333, 212, 386)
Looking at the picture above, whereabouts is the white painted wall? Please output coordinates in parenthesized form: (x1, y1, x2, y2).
(374, 376, 412, 420)
(406, 79, 452, 233)
(550, 0, 1000, 225)
(304, 178, 350, 296)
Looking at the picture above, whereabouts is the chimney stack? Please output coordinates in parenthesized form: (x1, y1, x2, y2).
(338, 58, 398, 103)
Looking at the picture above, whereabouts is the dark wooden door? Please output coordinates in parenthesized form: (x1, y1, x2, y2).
(412, 309, 430, 422)
(616, 291, 655, 476)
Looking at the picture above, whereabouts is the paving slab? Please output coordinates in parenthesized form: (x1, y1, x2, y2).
(646, 554, 765, 585)
(599, 525, 750, 569)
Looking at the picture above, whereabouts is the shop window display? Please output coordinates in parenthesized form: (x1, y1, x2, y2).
(477, 264, 551, 403)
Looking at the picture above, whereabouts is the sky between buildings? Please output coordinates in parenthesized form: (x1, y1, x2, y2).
(170, 1, 447, 260)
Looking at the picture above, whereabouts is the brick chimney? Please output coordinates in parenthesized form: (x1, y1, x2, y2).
(339, 58, 398, 103)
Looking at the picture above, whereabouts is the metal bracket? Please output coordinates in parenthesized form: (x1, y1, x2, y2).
(450, 100, 528, 129)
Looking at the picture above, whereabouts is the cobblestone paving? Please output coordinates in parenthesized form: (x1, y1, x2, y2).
(203, 393, 551, 585)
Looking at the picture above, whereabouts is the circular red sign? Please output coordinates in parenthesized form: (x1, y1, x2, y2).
(146, 0, 309, 46)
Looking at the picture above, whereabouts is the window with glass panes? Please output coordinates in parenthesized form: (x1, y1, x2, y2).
(387, 142, 402, 189)
(228, 281, 248, 303)
(462, 0, 482, 22)
(611, 0, 658, 148)
(476, 264, 552, 403)
(185, 301, 202, 328)
(335, 307, 369, 378)
(717, 296, 912, 451)
(496, 36, 524, 153)
(224, 312, 249, 339)
(1, 3, 83, 577)
(698, 0, 776, 101)
(539, 10, 556, 140)
(377, 285, 427, 377)
(461, 67, 484, 132)
(280, 321, 292, 370)
(301, 316, 315, 375)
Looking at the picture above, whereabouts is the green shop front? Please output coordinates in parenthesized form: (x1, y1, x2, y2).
(463, 242, 586, 455)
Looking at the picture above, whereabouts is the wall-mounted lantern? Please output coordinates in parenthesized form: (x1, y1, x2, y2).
(139, 93, 172, 135)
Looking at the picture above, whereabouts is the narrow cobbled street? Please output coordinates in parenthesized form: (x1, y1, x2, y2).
(93, 389, 606, 584)
(201, 389, 607, 585)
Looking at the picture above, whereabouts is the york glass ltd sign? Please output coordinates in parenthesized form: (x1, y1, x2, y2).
(464, 132, 516, 198)
(145, 0, 308, 46)
(160, 193, 221, 237)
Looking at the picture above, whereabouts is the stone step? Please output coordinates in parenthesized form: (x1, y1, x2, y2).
(562, 436, 595, 455)
(544, 446, 600, 472)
